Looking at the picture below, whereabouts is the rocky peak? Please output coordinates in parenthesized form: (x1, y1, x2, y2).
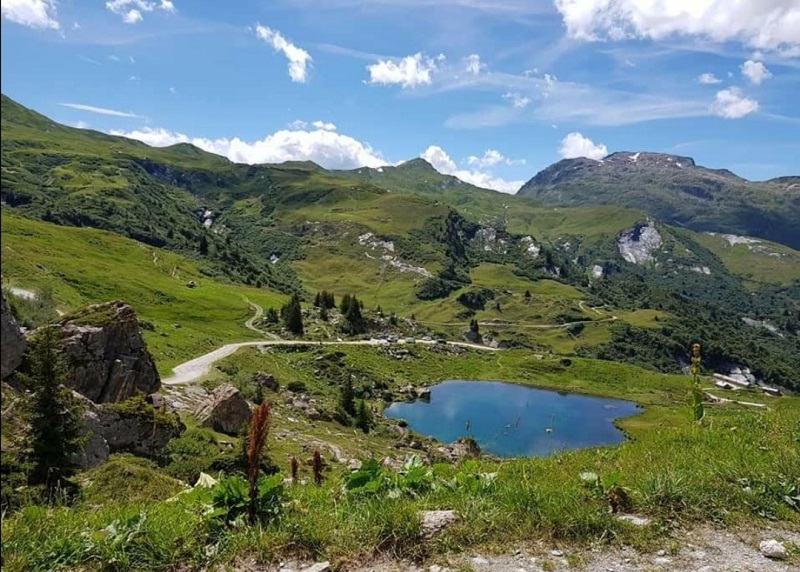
(1, 293, 26, 380)
(45, 300, 160, 403)
(603, 151, 696, 168)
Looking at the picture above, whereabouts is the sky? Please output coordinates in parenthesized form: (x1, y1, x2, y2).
(2, 0, 799, 193)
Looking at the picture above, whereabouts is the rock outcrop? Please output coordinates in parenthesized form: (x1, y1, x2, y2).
(51, 301, 160, 403)
(1, 293, 26, 379)
(195, 384, 251, 435)
(617, 220, 663, 265)
(73, 393, 185, 469)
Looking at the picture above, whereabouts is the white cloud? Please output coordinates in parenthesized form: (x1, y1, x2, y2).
(466, 149, 525, 168)
(168, 86, 177, 94)
(70, 120, 90, 129)
(59, 102, 139, 117)
(128, 75, 139, 81)
(559, 132, 608, 160)
(710, 87, 759, 118)
(366, 53, 438, 88)
(2, 0, 59, 29)
(697, 73, 722, 84)
(311, 120, 337, 131)
(740, 60, 772, 85)
(254, 24, 312, 83)
(109, 125, 386, 170)
(465, 53, 484, 76)
(554, 0, 800, 52)
(502, 92, 531, 108)
(105, 0, 175, 24)
(420, 145, 524, 193)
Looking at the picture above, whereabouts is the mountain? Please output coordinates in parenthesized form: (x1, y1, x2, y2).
(517, 151, 800, 249)
(2, 94, 799, 389)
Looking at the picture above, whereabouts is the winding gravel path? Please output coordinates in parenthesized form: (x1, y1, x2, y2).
(163, 338, 496, 386)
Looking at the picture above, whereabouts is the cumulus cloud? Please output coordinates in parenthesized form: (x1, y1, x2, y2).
(710, 87, 759, 118)
(554, 0, 800, 52)
(465, 54, 484, 76)
(312, 120, 336, 131)
(366, 53, 439, 88)
(466, 149, 525, 168)
(2, 0, 59, 29)
(109, 125, 386, 170)
(254, 24, 312, 83)
(502, 92, 531, 108)
(420, 145, 524, 193)
(559, 132, 608, 160)
(740, 60, 772, 85)
(105, 0, 175, 25)
(60, 102, 140, 117)
(697, 73, 722, 84)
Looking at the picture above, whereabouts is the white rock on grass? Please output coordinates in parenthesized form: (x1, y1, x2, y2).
(759, 539, 788, 560)
(420, 510, 458, 539)
(301, 562, 331, 572)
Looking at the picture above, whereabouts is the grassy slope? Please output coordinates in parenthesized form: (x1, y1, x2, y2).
(3, 344, 798, 570)
(1, 210, 284, 374)
(695, 232, 800, 287)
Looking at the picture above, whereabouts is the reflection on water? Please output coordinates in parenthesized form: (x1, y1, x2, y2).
(384, 380, 640, 457)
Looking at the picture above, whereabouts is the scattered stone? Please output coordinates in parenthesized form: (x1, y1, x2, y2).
(694, 566, 715, 572)
(759, 539, 788, 560)
(616, 514, 651, 526)
(252, 371, 279, 391)
(194, 383, 251, 435)
(301, 562, 331, 572)
(1, 293, 26, 380)
(654, 557, 672, 566)
(420, 510, 458, 539)
(656, 550, 667, 557)
(471, 556, 489, 566)
(550, 549, 565, 557)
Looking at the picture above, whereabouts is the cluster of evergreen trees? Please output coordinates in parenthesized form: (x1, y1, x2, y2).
(279, 294, 304, 335)
(312, 291, 336, 309)
(336, 376, 373, 433)
(339, 294, 367, 335)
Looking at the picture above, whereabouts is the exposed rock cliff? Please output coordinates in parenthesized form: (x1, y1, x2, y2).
(73, 394, 184, 470)
(617, 221, 663, 265)
(1, 293, 26, 379)
(51, 301, 160, 403)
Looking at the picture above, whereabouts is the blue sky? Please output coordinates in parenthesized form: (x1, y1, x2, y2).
(2, 0, 799, 192)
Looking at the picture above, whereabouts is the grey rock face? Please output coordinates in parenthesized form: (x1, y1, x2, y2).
(617, 220, 663, 265)
(1, 293, 26, 379)
(195, 383, 251, 435)
(253, 371, 279, 391)
(73, 392, 184, 469)
(53, 301, 160, 403)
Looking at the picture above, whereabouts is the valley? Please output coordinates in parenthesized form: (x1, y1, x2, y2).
(1, 94, 798, 572)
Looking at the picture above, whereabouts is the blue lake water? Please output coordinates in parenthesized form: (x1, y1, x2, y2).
(384, 380, 640, 457)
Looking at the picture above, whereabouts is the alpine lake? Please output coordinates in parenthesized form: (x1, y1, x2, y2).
(384, 380, 641, 457)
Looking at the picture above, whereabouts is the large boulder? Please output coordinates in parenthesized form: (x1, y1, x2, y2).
(252, 371, 279, 391)
(1, 293, 26, 379)
(73, 393, 185, 470)
(50, 301, 160, 403)
(195, 384, 251, 435)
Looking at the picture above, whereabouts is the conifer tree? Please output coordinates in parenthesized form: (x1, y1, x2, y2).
(23, 326, 84, 488)
(356, 400, 373, 434)
(339, 376, 356, 417)
(282, 294, 304, 335)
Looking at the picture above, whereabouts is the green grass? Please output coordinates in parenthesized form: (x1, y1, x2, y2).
(1, 211, 284, 374)
(695, 232, 800, 287)
(3, 344, 798, 570)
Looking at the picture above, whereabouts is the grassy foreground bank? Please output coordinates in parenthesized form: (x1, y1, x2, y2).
(2, 347, 799, 571)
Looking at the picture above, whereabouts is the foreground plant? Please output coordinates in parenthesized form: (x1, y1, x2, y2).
(246, 401, 272, 523)
(689, 342, 705, 424)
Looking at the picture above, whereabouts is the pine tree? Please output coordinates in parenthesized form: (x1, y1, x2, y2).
(343, 295, 366, 335)
(265, 307, 279, 324)
(469, 318, 480, 334)
(199, 235, 209, 256)
(339, 376, 356, 417)
(356, 400, 373, 434)
(524, 290, 532, 302)
(340, 293, 352, 315)
(313, 292, 322, 308)
(319, 305, 329, 322)
(23, 326, 85, 488)
(324, 291, 336, 309)
(282, 294, 304, 335)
